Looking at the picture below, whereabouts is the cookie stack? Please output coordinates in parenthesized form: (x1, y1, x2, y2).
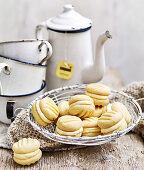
(82, 117, 101, 137)
(31, 83, 131, 138)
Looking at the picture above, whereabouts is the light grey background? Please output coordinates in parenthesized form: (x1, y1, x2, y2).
(0, 0, 143, 84)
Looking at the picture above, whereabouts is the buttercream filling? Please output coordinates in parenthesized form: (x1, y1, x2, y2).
(36, 101, 52, 123)
(83, 127, 101, 133)
(70, 101, 95, 107)
(56, 127, 83, 136)
(14, 149, 40, 160)
(86, 92, 108, 100)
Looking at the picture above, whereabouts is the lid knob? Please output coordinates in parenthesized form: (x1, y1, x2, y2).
(46, 4, 92, 32)
(63, 4, 74, 12)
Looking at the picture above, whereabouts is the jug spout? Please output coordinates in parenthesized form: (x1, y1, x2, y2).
(83, 30, 112, 83)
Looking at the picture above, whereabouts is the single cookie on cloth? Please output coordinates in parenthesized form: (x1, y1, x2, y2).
(97, 111, 127, 135)
(31, 97, 59, 126)
(58, 101, 69, 116)
(85, 83, 111, 106)
(55, 115, 83, 137)
(69, 95, 95, 118)
(12, 138, 42, 165)
(82, 117, 101, 137)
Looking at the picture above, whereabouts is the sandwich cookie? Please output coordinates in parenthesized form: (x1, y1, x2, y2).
(69, 95, 95, 118)
(97, 111, 127, 135)
(58, 100, 69, 116)
(103, 118, 127, 135)
(12, 138, 42, 165)
(32, 97, 59, 126)
(108, 102, 131, 124)
(86, 83, 110, 106)
(82, 117, 101, 137)
(55, 115, 83, 137)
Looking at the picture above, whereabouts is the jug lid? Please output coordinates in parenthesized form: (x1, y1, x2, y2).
(46, 4, 92, 33)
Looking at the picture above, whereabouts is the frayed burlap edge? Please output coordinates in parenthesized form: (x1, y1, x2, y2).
(122, 81, 144, 139)
(7, 110, 86, 151)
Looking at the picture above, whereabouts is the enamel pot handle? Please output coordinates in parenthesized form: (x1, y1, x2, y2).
(6, 100, 16, 122)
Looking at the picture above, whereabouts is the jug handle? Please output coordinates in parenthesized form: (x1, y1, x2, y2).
(6, 100, 16, 122)
(38, 40, 53, 65)
(35, 22, 48, 40)
(0, 63, 11, 95)
(7, 104, 26, 123)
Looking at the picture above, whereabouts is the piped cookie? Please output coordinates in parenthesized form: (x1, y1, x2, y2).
(69, 95, 95, 118)
(107, 102, 131, 124)
(97, 111, 127, 135)
(55, 115, 83, 137)
(86, 83, 110, 106)
(32, 97, 59, 126)
(58, 100, 69, 116)
(82, 117, 101, 137)
(12, 138, 42, 165)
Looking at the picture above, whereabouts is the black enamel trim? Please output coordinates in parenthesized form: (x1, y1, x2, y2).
(48, 26, 92, 33)
(6, 101, 15, 121)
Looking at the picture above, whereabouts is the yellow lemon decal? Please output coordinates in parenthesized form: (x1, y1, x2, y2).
(56, 61, 74, 80)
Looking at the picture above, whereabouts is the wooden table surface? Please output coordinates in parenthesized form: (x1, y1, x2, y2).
(0, 67, 144, 170)
(0, 133, 144, 170)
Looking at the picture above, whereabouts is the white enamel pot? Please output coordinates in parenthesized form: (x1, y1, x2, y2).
(0, 40, 52, 65)
(35, 4, 111, 90)
(0, 56, 46, 96)
(35, 5, 93, 90)
(0, 80, 46, 124)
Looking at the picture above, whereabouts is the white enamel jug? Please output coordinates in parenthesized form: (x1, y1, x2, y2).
(35, 4, 112, 90)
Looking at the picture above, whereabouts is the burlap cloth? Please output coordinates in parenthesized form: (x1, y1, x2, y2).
(6, 82, 144, 151)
